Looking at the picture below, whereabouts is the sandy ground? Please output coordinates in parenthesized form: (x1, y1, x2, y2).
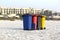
(0, 20, 60, 40)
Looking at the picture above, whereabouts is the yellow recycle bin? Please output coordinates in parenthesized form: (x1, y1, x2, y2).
(41, 15, 46, 29)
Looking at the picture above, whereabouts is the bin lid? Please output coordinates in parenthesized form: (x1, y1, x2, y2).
(41, 15, 46, 17)
(32, 14, 38, 17)
(22, 14, 32, 17)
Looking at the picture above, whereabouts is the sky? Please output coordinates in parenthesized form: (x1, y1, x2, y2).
(0, 0, 60, 12)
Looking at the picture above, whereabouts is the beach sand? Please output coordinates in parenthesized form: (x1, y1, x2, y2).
(0, 20, 60, 40)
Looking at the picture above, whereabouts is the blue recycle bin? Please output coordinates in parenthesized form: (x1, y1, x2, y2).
(22, 14, 34, 30)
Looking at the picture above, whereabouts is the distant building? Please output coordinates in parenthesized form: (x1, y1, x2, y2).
(0, 7, 2, 15)
(0, 7, 41, 15)
(44, 10, 53, 20)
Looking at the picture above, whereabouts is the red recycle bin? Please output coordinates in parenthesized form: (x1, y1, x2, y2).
(32, 14, 38, 30)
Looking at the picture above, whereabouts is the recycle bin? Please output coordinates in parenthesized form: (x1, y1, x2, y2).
(32, 14, 38, 30)
(38, 15, 41, 30)
(41, 15, 46, 29)
(22, 14, 33, 30)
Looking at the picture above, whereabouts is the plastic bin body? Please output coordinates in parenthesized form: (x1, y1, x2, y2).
(23, 14, 32, 30)
(32, 15, 38, 30)
(38, 16, 41, 29)
(41, 15, 46, 29)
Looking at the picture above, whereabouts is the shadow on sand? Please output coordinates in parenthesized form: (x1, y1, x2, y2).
(0, 27, 36, 31)
(0, 27, 23, 30)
